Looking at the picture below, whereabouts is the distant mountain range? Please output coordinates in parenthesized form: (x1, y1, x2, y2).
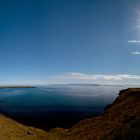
(42, 83, 140, 87)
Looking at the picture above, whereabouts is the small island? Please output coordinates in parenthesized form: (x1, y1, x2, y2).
(0, 86, 35, 89)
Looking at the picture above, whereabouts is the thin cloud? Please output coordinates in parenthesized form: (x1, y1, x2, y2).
(128, 40, 140, 44)
(52, 72, 140, 81)
(131, 51, 140, 55)
(118, 74, 140, 79)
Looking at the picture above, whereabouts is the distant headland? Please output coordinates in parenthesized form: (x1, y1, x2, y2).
(0, 86, 35, 88)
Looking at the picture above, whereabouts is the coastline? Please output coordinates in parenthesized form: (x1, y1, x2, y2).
(0, 86, 35, 88)
(0, 88, 139, 140)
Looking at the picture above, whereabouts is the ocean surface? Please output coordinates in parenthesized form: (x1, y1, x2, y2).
(0, 85, 132, 130)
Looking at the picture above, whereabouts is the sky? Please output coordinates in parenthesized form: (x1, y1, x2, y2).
(0, 0, 140, 85)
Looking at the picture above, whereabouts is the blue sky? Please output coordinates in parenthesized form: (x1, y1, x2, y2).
(0, 0, 140, 85)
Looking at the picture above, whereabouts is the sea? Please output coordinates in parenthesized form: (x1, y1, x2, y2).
(0, 84, 133, 130)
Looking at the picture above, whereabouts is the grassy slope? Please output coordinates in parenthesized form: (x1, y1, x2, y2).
(0, 114, 58, 140)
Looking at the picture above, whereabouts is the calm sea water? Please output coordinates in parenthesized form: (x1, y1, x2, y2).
(0, 85, 130, 130)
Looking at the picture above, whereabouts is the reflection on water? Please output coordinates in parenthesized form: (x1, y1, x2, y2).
(0, 85, 130, 130)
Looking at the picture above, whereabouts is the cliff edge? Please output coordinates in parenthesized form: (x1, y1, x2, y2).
(51, 88, 140, 140)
